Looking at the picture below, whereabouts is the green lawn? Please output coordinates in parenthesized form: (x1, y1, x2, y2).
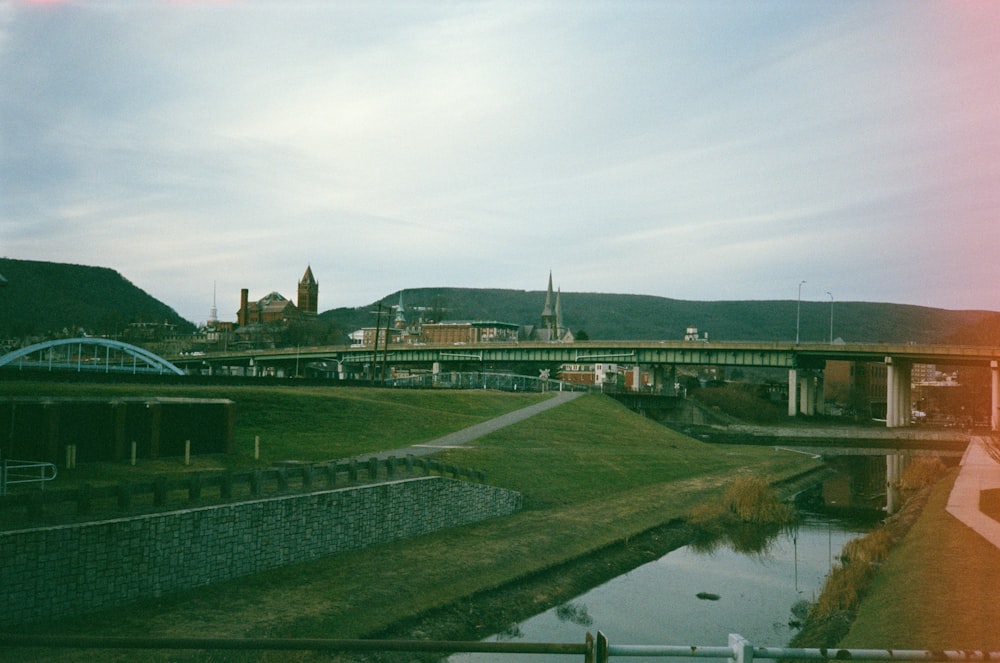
(1, 383, 823, 662)
(841, 471, 1000, 650)
(0, 381, 550, 483)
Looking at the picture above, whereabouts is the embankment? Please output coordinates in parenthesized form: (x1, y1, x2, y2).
(0, 477, 521, 627)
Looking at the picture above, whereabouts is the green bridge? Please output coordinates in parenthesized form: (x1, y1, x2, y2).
(171, 340, 1000, 431)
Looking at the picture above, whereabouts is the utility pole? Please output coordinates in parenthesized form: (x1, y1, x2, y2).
(827, 292, 834, 343)
(380, 318, 390, 383)
(796, 280, 806, 344)
(370, 302, 382, 384)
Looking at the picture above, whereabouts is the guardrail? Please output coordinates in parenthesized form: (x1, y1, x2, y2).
(384, 371, 588, 392)
(2, 632, 999, 662)
(0, 458, 58, 496)
(0, 455, 484, 524)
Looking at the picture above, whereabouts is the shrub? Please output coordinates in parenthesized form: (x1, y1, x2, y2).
(722, 475, 796, 525)
(687, 475, 797, 554)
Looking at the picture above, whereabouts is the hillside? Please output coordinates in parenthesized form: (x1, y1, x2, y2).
(321, 286, 1000, 346)
(0, 258, 194, 338)
(2, 259, 998, 346)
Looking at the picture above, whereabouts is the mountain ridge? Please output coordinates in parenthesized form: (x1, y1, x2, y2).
(2, 258, 998, 346)
(320, 286, 1000, 346)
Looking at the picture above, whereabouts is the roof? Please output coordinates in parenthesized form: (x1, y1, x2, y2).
(252, 291, 296, 313)
(431, 320, 520, 329)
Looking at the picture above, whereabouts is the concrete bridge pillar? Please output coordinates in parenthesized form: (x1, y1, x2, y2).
(885, 357, 912, 428)
(788, 369, 819, 416)
(992, 360, 999, 431)
(799, 375, 814, 416)
(816, 372, 826, 415)
(788, 369, 798, 416)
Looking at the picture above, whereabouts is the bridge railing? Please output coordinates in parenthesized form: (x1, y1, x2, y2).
(385, 371, 589, 392)
(2, 632, 998, 662)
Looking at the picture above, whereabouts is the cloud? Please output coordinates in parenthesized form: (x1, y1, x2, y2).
(2, 1, 999, 323)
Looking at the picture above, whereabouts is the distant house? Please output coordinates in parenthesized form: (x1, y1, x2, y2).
(558, 362, 651, 391)
(559, 363, 620, 387)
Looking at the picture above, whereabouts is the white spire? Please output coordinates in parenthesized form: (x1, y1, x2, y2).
(208, 281, 218, 324)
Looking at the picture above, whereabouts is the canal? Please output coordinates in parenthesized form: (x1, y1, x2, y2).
(450, 472, 883, 662)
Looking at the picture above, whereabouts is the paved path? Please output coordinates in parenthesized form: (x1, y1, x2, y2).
(347, 390, 585, 463)
(946, 435, 1000, 547)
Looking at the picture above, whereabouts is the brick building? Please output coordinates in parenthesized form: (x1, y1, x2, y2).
(237, 266, 318, 327)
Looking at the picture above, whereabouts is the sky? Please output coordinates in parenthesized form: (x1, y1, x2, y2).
(2, 1, 999, 325)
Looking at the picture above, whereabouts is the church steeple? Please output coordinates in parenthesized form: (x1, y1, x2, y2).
(297, 265, 318, 315)
(541, 270, 556, 332)
(534, 271, 573, 343)
(554, 286, 563, 337)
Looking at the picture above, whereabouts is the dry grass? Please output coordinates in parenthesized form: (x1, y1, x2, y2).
(898, 457, 948, 492)
(689, 475, 797, 527)
(810, 527, 893, 619)
(840, 471, 1000, 650)
(687, 474, 798, 555)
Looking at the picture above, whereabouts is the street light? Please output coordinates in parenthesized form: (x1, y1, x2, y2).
(796, 280, 806, 344)
(827, 292, 834, 344)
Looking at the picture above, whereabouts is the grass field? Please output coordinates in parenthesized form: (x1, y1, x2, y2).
(840, 471, 1000, 650)
(5, 379, 994, 660)
(0, 381, 550, 484)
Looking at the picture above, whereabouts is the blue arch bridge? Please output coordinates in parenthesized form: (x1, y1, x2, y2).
(0, 337, 184, 376)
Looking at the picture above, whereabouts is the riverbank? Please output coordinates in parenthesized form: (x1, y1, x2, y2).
(368, 467, 826, 649)
(5, 391, 818, 662)
(840, 468, 1000, 649)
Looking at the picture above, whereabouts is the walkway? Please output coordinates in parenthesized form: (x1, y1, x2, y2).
(946, 435, 1000, 547)
(347, 390, 585, 463)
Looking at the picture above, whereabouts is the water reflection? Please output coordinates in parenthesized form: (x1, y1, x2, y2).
(690, 519, 793, 556)
(554, 601, 594, 627)
(449, 518, 872, 663)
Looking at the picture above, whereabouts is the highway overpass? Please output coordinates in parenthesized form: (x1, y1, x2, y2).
(170, 340, 1000, 431)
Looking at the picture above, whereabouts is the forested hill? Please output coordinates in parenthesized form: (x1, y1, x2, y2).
(2, 258, 998, 346)
(0, 258, 193, 338)
(321, 286, 1000, 346)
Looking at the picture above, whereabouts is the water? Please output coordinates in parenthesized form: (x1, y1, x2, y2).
(450, 516, 871, 662)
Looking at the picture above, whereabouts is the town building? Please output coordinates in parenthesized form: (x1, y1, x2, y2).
(420, 321, 520, 345)
(558, 362, 652, 391)
(353, 273, 570, 347)
(237, 266, 318, 327)
(559, 362, 620, 387)
(824, 360, 889, 419)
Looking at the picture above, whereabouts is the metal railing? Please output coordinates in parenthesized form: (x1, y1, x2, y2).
(0, 454, 484, 523)
(0, 458, 58, 496)
(384, 370, 588, 392)
(2, 632, 999, 662)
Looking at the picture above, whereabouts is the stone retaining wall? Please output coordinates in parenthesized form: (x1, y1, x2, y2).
(0, 476, 522, 627)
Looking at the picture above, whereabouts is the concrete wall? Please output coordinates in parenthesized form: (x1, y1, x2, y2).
(0, 476, 521, 627)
